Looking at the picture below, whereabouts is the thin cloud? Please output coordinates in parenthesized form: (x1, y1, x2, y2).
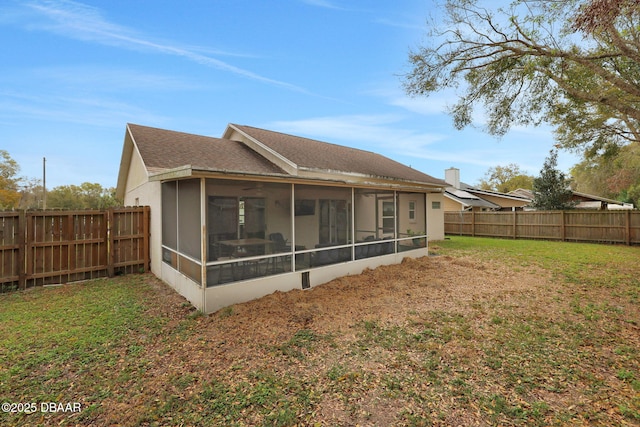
(30, 66, 202, 92)
(373, 18, 423, 31)
(18, 0, 310, 93)
(300, 0, 345, 10)
(270, 114, 446, 154)
(0, 89, 165, 127)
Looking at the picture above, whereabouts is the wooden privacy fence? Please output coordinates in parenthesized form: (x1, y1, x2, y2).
(0, 207, 150, 293)
(445, 210, 640, 245)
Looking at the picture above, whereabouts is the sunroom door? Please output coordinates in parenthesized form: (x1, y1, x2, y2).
(319, 199, 349, 245)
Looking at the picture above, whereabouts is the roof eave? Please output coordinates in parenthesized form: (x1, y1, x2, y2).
(148, 165, 444, 192)
(148, 165, 296, 182)
(224, 124, 299, 176)
(298, 167, 446, 190)
(115, 124, 138, 201)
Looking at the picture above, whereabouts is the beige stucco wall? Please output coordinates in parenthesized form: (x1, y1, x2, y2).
(397, 193, 426, 237)
(121, 145, 148, 200)
(426, 192, 445, 241)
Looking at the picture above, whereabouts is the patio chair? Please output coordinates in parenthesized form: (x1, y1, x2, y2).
(269, 232, 290, 252)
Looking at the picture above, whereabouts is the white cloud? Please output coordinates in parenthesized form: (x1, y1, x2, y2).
(17, 0, 309, 93)
(270, 114, 447, 158)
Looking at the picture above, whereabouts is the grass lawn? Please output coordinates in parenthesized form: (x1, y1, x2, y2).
(1, 237, 638, 426)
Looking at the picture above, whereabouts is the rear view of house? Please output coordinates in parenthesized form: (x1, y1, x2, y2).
(116, 123, 446, 313)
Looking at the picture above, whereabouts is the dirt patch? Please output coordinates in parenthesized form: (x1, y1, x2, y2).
(81, 251, 640, 426)
(206, 254, 552, 333)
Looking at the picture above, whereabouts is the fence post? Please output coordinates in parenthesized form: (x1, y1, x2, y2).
(143, 206, 150, 272)
(626, 209, 631, 246)
(561, 211, 566, 242)
(18, 210, 26, 290)
(512, 210, 517, 239)
(107, 208, 115, 277)
(471, 211, 475, 237)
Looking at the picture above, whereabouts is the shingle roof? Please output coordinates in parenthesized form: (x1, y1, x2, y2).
(128, 123, 286, 175)
(445, 187, 501, 209)
(230, 124, 447, 186)
(126, 122, 446, 187)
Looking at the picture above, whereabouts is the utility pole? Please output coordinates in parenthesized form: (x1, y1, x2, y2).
(43, 157, 47, 210)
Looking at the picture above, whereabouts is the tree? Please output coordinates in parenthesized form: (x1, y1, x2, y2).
(571, 142, 640, 206)
(18, 178, 44, 210)
(0, 150, 22, 209)
(532, 150, 576, 210)
(404, 0, 640, 156)
(47, 183, 120, 210)
(477, 163, 534, 193)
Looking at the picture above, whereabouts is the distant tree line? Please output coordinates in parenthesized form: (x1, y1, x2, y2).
(0, 150, 120, 210)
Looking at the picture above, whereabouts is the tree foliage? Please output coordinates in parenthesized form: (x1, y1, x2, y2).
(571, 141, 640, 206)
(47, 183, 119, 210)
(532, 150, 576, 210)
(0, 151, 120, 211)
(404, 0, 640, 154)
(0, 150, 22, 210)
(478, 163, 534, 193)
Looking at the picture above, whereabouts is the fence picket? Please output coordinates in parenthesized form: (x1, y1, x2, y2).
(445, 210, 640, 245)
(0, 207, 149, 293)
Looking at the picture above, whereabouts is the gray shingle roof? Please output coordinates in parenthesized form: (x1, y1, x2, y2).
(127, 122, 446, 187)
(128, 124, 286, 175)
(231, 124, 447, 185)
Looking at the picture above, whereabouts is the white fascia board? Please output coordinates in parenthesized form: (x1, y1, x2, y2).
(226, 124, 298, 176)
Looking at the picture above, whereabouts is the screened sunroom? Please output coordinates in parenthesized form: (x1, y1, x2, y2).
(161, 178, 431, 288)
(117, 123, 446, 312)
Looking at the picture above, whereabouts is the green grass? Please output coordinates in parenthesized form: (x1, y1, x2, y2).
(1, 237, 639, 426)
(0, 275, 187, 424)
(437, 236, 640, 290)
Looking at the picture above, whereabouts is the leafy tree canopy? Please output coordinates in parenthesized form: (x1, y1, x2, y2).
(404, 0, 640, 156)
(0, 150, 22, 209)
(532, 150, 576, 210)
(570, 141, 640, 206)
(477, 163, 534, 193)
(47, 183, 119, 210)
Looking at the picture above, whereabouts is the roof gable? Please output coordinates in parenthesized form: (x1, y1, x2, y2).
(118, 123, 447, 193)
(127, 123, 287, 176)
(226, 124, 446, 186)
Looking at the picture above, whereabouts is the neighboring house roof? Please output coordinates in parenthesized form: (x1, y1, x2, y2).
(508, 188, 534, 200)
(508, 188, 634, 209)
(117, 123, 447, 198)
(461, 183, 532, 203)
(444, 181, 530, 210)
(444, 187, 502, 210)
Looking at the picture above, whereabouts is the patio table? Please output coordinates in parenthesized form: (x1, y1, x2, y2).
(217, 238, 275, 277)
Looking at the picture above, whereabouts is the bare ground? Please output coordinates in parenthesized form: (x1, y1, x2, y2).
(85, 246, 640, 426)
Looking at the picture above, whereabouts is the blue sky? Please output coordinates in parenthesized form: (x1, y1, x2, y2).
(1, 0, 579, 190)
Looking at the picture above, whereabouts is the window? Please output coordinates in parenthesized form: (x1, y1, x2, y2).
(432, 201, 441, 209)
(408, 201, 416, 222)
(382, 201, 395, 234)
